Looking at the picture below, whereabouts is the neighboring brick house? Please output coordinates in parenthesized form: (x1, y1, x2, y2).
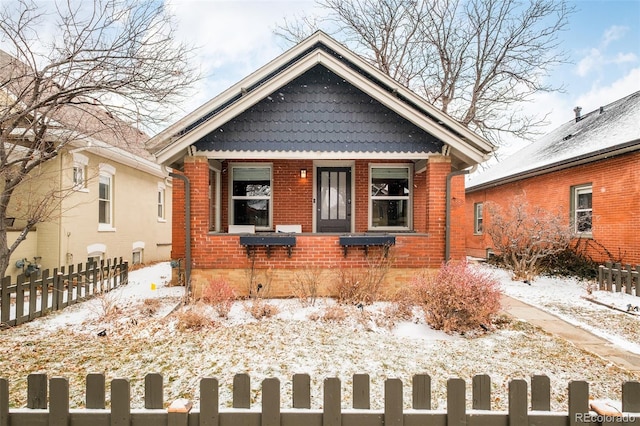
(466, 90, 640, 265)
(1, 50, 172, 277)
(147, 31, 494, 296)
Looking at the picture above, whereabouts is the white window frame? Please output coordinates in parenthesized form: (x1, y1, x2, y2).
(157, 182, 166, 222)
(98, 164, 116, 231)
(87, 243, 106, 266)
(572, 184, 593, 235)
(132, 241, 145, 265)
(72, 152, 89, 192)
(229, 163, 273, 231)
(474, 202, 483, 234)
(369, 164, 412, 231)
(209, 163, 221, 232)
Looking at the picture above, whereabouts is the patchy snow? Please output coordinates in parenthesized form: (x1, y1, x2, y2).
(1, 261, 639, 411)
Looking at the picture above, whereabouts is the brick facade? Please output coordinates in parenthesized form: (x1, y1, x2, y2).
(466, 151, 640, 265)
(172, 155, 467, 296)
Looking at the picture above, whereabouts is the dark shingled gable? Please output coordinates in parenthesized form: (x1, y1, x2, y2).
(193, 65, 444, 154)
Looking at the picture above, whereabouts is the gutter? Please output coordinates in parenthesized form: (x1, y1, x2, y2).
(169, 172, 191, 302)
(445, 165, 477, 262)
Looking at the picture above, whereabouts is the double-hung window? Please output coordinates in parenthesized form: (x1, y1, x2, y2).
(98, 164, 115, 231)
(72, 152, 88, 191)
(474, 202, 483, 234)
(571, 184, 592, 234)
(157, 182, 166, 221)
(230, 164, 272, 230)
(370, 165, 411, 230)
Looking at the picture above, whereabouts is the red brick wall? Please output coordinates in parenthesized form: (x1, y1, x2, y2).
(172, 155, 463, 290)
(465, 151, 640, 264)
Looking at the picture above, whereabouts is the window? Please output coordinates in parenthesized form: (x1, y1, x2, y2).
(370, 165, 411, 230)
(474, 202, 483, 234)
(98, 164, 115, 231)
(157, 182, 166, 221)
(72, 152, 89, 191)
(132, 241, 144, 265)
(209, 166, 221, 232)
(571, 184, 592, 234)
(230, 164, 272, 229)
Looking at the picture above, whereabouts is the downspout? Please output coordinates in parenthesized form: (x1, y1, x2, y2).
(445, 164, 477, 262)
(169, 172, 191, 301)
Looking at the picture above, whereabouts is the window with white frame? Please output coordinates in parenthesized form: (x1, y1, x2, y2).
(132, 242, 144, 265)
(571, 184, 592, 234)
(370, 165, 411, 230)
(157, 182, 166, 221)
(474, 202, 483, 234)
(230, 164, 272, 229)
(98, 164, 115, 230)
(72, 152, 89, 191)
(209, 166, 221, 232)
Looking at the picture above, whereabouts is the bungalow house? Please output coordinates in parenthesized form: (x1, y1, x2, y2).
(466, 90, 640, 266)
(1, 50, 173, 277)
(147, 31, 494, 297)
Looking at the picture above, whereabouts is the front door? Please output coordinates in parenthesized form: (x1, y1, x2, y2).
(316, 167, 351, 233)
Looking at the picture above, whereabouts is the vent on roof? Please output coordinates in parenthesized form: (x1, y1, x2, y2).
(573, 106, 582, 122)
(599, 106, 604, 114)
(562, 134, 572, 141)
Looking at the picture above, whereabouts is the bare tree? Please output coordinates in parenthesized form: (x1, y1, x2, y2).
(0, 0, 198, 278)
(275, 0, 574, 146)
(485, 196, 573, 281)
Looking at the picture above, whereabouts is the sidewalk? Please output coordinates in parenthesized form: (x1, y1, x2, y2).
(501, 295, 640, 373)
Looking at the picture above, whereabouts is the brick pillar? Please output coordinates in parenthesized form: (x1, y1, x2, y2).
(449, 173, 467, 260)
(171, 171, 186, 260)
(184, 156, 211, 268)
(425, 156, 451, 263)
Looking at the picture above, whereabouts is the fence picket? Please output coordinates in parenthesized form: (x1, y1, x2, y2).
(353, 373, 370, 409)
(292, 374, 310, 409)
(50, 377, 69, 426)
(473, 374, 491, 410)
(145, 373, 164, 409)
(27, 373, 47, 409)
(323, 378, 341, 426)
(111, 378, 131, 426)
(531, 375, 551, 411)
(568, 381, 589, 426)
(447, 378, 466, 426)
(40, 270, 50, 317)
(199, 378, 219, 426)
(86, 373, 106, 409)
(412, 374, 431, 409)
(28, 273, 37, 320)
(385, 378, 403, 426)
(262, 378, 280, 426)
(508, 379, 528, 426)
(15, 275, 24, 325)
(0, 276, 10, 326)
(622, 382, 640, 412)
(233, 373, 251, 409)
(0, 378, 8, 426)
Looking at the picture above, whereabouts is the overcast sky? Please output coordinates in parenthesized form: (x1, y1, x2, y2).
(165, 0, 640, 150)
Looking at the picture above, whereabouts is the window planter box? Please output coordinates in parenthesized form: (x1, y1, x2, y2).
(239, 235, 296, 258)
(339, 234, 396, 257)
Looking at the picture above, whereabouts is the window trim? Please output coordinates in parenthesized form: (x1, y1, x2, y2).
(570, 183, 593, 236)
(157, 182, 166, 222)
(229, 163, 273, 231)
(474, 202, 483, 234)
(209, 164, 221, 232)
(98, 163, 116, 232)
(368, 163, 412, 231)
(72, 152, 89, 192)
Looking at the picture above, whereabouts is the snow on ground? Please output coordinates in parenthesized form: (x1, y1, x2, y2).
(1, 261, 639, 411)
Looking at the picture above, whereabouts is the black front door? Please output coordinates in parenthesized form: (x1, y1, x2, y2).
(316, 167, 351, 233)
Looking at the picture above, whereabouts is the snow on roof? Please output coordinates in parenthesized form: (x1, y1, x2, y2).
(467, 90, 640, 190)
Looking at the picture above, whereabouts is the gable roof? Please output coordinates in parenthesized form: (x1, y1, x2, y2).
(147, 31, 494, 170)
(467, 90, 640, 191)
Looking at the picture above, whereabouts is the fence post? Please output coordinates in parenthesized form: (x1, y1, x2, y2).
(233, 374, 251, 409)
(598, 265, 604, 290)
(568, 381, 589, 426)
(145, 373, 164, 409)
(27, 373, 47, 409)
(531, 375, 550, 411)
(385, 378, 403, 426)
(323, 378, 341, 426)
(41, 270, 50, 317)
(292, 374, 311, 409)
(15, 274, 24, 325)
(472, 374, 491, 410)
(447, 378, 466, 426)
(86, 373, 106, 409)
(111, 378, 131, 426)
(353, 374, 370, 409)
(50, 377, 69, 426)
(412, 374, 431, 410)
(508, 379, 528, 426)
(1, 276, 11, 326)
(622, 381, 640, 412)
(614, 263, 622, 292)
(0, 378, 8, 426)
(68, 264, 77, 306)
(199, 378, 219, 426)
(28, 273, 37, 320)
(625, 265, 633, 295)
(605, 262, 613, 291)
(262, 378, 280, 426)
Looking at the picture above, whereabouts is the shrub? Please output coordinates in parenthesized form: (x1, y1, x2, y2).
(246, 299, 279, 319)
(412, 261, 501, 334)
(174, 309, 215, 331)
(201, 278, 236, 318)
(292, 267, 323, 307)
(320, 305, 348, 322)
(140, 298, 161, 316)
(332, 254, 390, 305)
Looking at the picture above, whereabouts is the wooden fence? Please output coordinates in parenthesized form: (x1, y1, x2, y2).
(598, 262, 639, 296)
(0, 258, 128, 328)
(1, 373, 639, 426)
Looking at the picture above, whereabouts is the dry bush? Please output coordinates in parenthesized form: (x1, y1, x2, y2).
(246, 299, 279, 320)
(292, 267, 323, 306)
(201, 278, 236, 318)
(97, 291, 120, 321)
(320, 305, 348, 322)
(486, 196, 572, 281)
(332, 253, 391, 305)
(412, 261, 501, 334)
(141, 298, 161, 316)
(245, 259, 273, 299)
(385, 287, 416, 321)
(174, 309, 215, 331)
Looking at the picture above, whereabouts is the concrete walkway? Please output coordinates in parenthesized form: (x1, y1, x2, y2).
(501, 295, 640, 373)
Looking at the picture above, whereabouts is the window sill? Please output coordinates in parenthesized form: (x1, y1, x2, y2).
(98, 224, 116, 232)
(157, 218, 167, 223)
(74, 187, 89, 193)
